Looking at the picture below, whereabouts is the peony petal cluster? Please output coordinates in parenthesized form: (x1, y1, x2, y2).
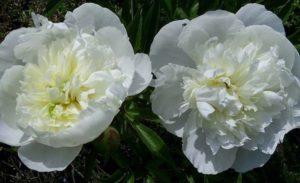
(150, 3, 300, 174)
(0, 3, 152, 172)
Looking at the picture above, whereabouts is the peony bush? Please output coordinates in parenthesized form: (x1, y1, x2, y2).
(0, 1, 300, 181)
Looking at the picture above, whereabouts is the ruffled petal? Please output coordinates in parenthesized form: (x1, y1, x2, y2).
(36, 102, 120, 147)
(0, 65, 24, 128)
(64, 3, 126, 34)
(258, 106, 299, 154)
(0, 28, 32, 76)
(232, 148, 271, 172)
(151, 64, 196, 120)
(0, 121, 32, 146)
(178, 10, 244, 62)
(233, 25, 297, 70)
(161, 110, 191, 137)
(291, 50, 300, 79)
(150, 19, 195, 71)
(182, 128, 237, 174)
(95, 26, 134, 58)
(128, 54, 152, 96)
(236, 3, 285, 35)
(18, 142, 82, 172)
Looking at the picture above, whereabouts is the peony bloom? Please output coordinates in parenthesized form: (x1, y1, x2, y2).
(0, 3, 151, 172)
(150, 3, 300, 174)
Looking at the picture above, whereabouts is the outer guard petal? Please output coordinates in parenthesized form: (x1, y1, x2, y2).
(18, 142, 82, 172)
(236, 3, 285, 35)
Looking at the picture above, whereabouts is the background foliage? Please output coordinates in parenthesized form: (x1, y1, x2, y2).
(0, 0, 300, 182)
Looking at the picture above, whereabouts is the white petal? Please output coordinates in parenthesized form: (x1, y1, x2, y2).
(196, 102, 215, 119)
(178, 10, 244, 62)
(0, 121, 31, 146)
(117, 56, 135, 90)
(95, 26, 134, 58)
(293, 106, 300, 129)
(236, 3, 285, 35)
(161, 110, 191, 137)
(150, 19, 195, 71)
(232, 148, 271, 172)
(36, 103, 119, 147)
(234, 25, 297, 70)
(0, 28, 32, 76)
(128, 54, 152, 96)
(258, 106, 298, 154)
(182, 129, 237, 174)
(18, 142, 82, 172)
(31, 13, 68, 30)
(291, 50, 300, 79)
(64, 3, 126, 34)
(14, 27, 68, 63)
(151, 64, 196, 120)
(0, 65, 24, 128)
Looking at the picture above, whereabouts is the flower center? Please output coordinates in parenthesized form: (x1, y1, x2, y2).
(15, 37, 121, 133)
(181, 40, 296, 148)
(183, 69, 242, 118)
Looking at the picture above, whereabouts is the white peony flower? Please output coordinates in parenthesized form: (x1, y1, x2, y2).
(0, 3, 152, 172)
(150, 3, 300, 174)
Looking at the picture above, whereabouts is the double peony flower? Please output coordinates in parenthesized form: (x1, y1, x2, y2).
(0, 3, 151, 172)
(150, 3, 300, 174)
(0, 2, 299, 174)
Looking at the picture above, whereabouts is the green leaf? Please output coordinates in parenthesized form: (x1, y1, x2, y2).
(146, 175, 155, 183)
(288, 29, 300, 44)
(142, 1, 160, 52)
(204, 175, 209, 183)
(161, 0, 173, 14)
(146, 160, 172, 183)
(237, 174, 242, 183)
(45, 0, 63, 17)
(111, 149, 131, 169)
(198, 0, 221, 14)
(295, 44, 300, 52)
(174, 7, 188, 19)
(187, 175, 195, 183)
(189, 2, 199, 18)
(126, 174, 135, 183)
(130, 120, 175, 167)
(121, 0, 134, 24)
(101, 170, 127, 183)
(127, 9, 143, 52)
(84, 149, 97, 180)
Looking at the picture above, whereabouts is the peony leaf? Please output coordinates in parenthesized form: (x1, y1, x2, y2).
(237, 174, 243, 183)
(130, 120, 175, 167)
(45, 0, 63, 17)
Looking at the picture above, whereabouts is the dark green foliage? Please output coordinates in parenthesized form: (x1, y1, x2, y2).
(0, 0, 300, 182)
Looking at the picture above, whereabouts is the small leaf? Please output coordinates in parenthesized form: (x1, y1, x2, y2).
(174, 7, 188, 19)
(126, 174, 135, 183)
(187, 175, 195, 183)
(146, 160, 171, 183)
(84, 149, 97, 180)
(295, 44, 300, 52)
(161, 0, 173, 14)
(142, 1, 160, 52)
(127, 10, 143, 52)
(146, 175, 155, 183)
(288, 29, 300, 44)
(130, 120, 175, 167)
(204, 175, 209, 183)
(189, 2, 199, 18)
(45, 0, 63, 17)
(101, 170, 127, 182)
(237, 173, 242, 183)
